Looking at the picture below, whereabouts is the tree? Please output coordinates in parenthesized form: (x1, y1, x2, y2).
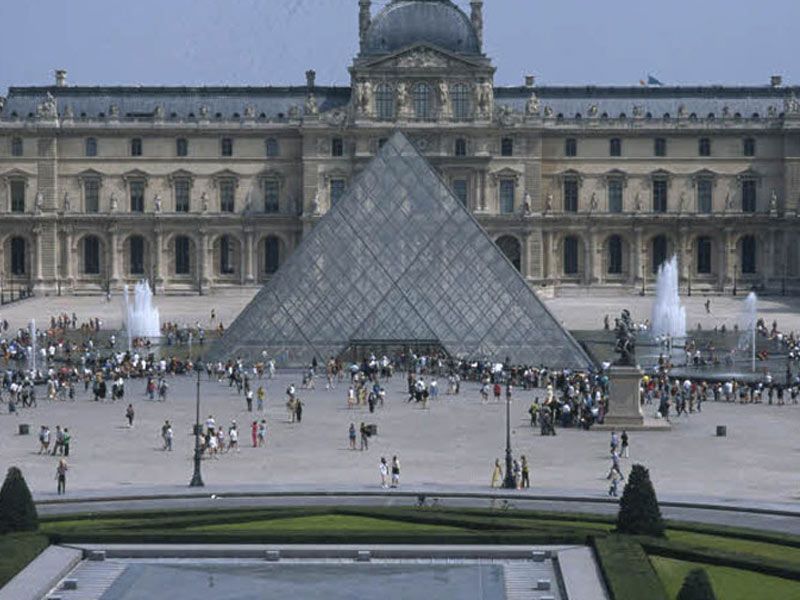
(0, 467, 38, 533)
(677, 568, 717, 600)
(615, 463, 664, 537)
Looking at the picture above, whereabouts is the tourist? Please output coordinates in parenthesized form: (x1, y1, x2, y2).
(256, 385, 265, 411)
(621, 430, 629, 458)
(608, 470, 622, 497)
(251, 421, 258, 447)
(349, 423, 357, 450)
(62, 428, 71, 457)
(379, 457, 388, 489)
(257, 419, 267, 447)
(390, 456, 400, 488)
(609, 430, 619, 453)
(359, 422, 369, 451)
(491, 459, 503, 488)
(38, 425, 50, 455)
(512, 458, 521, 489)
(125, 404, 135, 428)
(163, 421, 173, 451)
(246, 388, 253, 412)
(528, 400, 539, 427)
(56, 458, 68, 495)
(520, 456, 530, 489)
(51, 426, 63, 456)
(295, 398, 303, 423)
(228, 422, 239, 452)
(606, 450, 624, 481)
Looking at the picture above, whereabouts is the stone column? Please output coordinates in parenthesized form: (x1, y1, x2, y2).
(63, 227, 74, 285)
(154, 228, 164, 291)
(198, 230, 208, 291)
(245, 229, 255, 284)
(717, 231, 727, 291)
(631, 228, 643, 287)
(520, 232, 531, 281)
(583, 232, 593, 285)
(109, 227, 120, 285)
(33, 226, 43, 284)
(479, 170, 488, 212)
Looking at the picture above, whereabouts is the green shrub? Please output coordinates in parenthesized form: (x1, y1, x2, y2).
(0, 468, 38, 534)
(592, 535, 669, 600)
(616, 464, 664, 537)
(677, 568, 717, 600)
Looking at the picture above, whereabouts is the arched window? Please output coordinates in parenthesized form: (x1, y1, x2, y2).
(451, 83, 470, 121)
(219, 235, 235, 275)
(265, 138, 280, 157)
(129, 236, 145, 275)
(651, 235, 668, 273)
(10, 237, 26, 276)
(85, 137, 97, 157)
(564, 236, 579, 275)
(83, 236, 101, 275)
(741, 235, 757, 274)
(375, 84, 394, 121)
(607, 236, 623, 274)
(264, 237, 281, 274)
(174, 236, 191, 275)
(697, 237, 712, 274)
(412, 83, 431, 119)
(496, 236, 521, 272)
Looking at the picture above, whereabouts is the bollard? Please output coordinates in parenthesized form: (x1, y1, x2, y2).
(265, 550, 280, 562)
(18, 423, 29, 435)
(716, 425, 727, 437)
(536, 579, 551, 591)
(356, 550, 371, 562)
(531, 550, 547, 562)
(61, 579, 78, 590)
(88, 550, 106, 562)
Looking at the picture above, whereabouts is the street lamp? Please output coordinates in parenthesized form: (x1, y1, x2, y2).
(189, 367, 204, 487)
(732, 261, 738, 297)
(502, 384, 516, 489)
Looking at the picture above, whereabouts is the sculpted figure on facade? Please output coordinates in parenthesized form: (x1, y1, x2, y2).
(525, 92, 540, 116)
(154, 194, 162, 213)
(722, 105, 730, 118)
(395, 82, 410, 118)
(199, 105, 209, 119)
(36, 93, 57, 120)
(63, 104, 74, 120)
(632, 105, 643, 118)
(543, 105, 553, 117)
(34, 191, 45, 213)
(356, 79, 373, 116)
(63, 191, 71, 213)
(201, 192, 209, 213)
(634, 192, 643, 213)
(305, 92, 319, 116)
(544, 192, 553, 213)
(437, 81, 451, 119)
(109, 103, 120, 119)
(770, 189, 778, 213)
(588, 104, 598, 117)
(677, 104, 687, 118)
(589, 192, 598, 212)
(110, 193, 118, 212)
(785, 93, 800, 114)
(310, 192, 321, 215)
(153, 105, 165, 120)
(475, 79, 493, 119)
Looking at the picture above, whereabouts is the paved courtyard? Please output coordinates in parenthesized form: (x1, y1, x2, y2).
(1, 370, 798, 504)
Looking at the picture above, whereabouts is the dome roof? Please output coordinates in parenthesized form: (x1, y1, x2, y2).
(363, 0, 481, 56)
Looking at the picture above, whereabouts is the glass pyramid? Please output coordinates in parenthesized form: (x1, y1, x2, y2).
(210, 132, 591, 368)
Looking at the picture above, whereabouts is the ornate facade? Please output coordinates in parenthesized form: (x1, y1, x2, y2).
(1, 0, 799, 296)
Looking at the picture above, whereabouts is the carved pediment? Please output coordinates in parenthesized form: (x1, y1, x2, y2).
(0, 168, 35, 180)
(122, 169, 149, 183)
(361, 43, 484, 70)
(77, 168, 104, 181)
(168, 169, 195, 185)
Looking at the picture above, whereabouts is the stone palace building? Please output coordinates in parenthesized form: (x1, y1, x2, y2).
(1, 0, 799, 296)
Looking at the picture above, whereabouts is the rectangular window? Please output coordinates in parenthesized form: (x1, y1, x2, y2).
(130, 236, 145, 275)
(565, 138, 577, 157)
(499, 179, 515, 214)
(85, 138, 97, 157)
(220, 239, 234, 274)
(563, 179, 579, 212)
(500, 137, 514, 157)
(697, 179, 712, 214)
(452, 179, 468, 206)
(742, 179, 757, 213)
(455, 138, 467, 157)
(697, 238, 712, 274)
(653, 179, 668, 213)
(10, 137, 23, 157)
(176, 138, 188, 157)
(264, 180, 280, 213)
(654, 138, 667, 157)
(330, 178, 346, 206)
(743, 138, 756, 157)
(175, 237, 191, 275)
(83, 238, 100, 275)
(699, 138, 711, 157)
(221, 137, 233, 157)
(175, 180, 190, 213)
(220, 180, 235, 213)
(331, 137, 344, 157)
(84, 179, 100, 213)
(130, 181, 145, 212)
(130, 138, 142, 157)
(608, 179, 623, 213)
(609, 138, 622, 157)
(10, 180, 25, 213)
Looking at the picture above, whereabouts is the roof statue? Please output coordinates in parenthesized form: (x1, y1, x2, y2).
(209, 132, 592, 368)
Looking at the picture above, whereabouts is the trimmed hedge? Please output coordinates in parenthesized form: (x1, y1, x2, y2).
(0, 533, 49, 588)
(592, 535, 669, 600)
(0, 468, 38, 534)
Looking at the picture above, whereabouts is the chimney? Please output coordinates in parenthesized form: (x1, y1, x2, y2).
(55, 69, 67, 87)
(771, 75, 783, 88)
(306, 70, 316, 90)
(525, 75, 535, 88)
(359, 0, 371, 51)
(471, 1, 484, 48)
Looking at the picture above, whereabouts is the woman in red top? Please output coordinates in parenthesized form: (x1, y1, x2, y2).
(251, 421, 258, 447)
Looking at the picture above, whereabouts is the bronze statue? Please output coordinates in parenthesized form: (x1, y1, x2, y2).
(614, 309, 636, 366)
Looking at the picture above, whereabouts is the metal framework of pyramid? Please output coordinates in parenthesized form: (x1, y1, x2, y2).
(211, 132, 592, 368)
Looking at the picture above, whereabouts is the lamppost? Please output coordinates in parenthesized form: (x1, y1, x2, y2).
(732, 261, 738, 297)
(189, 367, 204, 487)
(502, 384, 516, 489)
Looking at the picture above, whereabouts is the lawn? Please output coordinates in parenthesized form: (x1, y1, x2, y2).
(667, 529, 800, 568)
(187, 514, 465, 533)
(0, 533, 49, 588)
(651, 557, 800, 600)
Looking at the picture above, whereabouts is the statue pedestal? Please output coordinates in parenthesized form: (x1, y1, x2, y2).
(596, 365, 671, 431)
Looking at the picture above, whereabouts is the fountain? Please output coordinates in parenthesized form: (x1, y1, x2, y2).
(738, 292, 758, 373)
(123, 280, 161, 349)
(650, 256, 686, 340)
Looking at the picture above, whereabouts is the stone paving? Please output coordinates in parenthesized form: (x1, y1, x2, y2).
(2, 370, 798, 503)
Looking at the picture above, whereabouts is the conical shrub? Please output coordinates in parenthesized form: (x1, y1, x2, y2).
(0, 467, 38, 533)
(616, 463, 664, 537)
(677, 568, 717, 600)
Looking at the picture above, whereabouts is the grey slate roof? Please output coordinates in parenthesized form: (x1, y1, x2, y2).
(1, 86, 351, 121)
(2, 85, 797, 122)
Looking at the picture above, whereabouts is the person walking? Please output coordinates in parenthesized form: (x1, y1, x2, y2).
(164, 422, 173, 451)
(62, 428, 71, 457)
(608, 470, 622, 497)
(349, 423, 357, 450)
(246, 389, 253, 412)
(359, 422, 369, 451)
(256, 385, 265, 411)
(520, 455, 530, 489)
(257, 420, 267, 447)
(621, 430, 629, 458)
(379, 457, 389, 489)
(251, 421, 258, 447)
(491, 459, 503, 488)
(606, 450, 624, 481)
(56, 459, 68, 495)
(390, 456, 400, 488)
(125, 404, 135, 428)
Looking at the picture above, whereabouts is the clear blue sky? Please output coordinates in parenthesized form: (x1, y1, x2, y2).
(1, 0, 798, 91)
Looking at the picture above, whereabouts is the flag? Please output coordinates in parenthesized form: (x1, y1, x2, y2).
(647, 75, 664, 86)
(639, 79, 646, 86)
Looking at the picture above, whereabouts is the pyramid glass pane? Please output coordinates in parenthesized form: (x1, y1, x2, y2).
(210, 133, 592, 369)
